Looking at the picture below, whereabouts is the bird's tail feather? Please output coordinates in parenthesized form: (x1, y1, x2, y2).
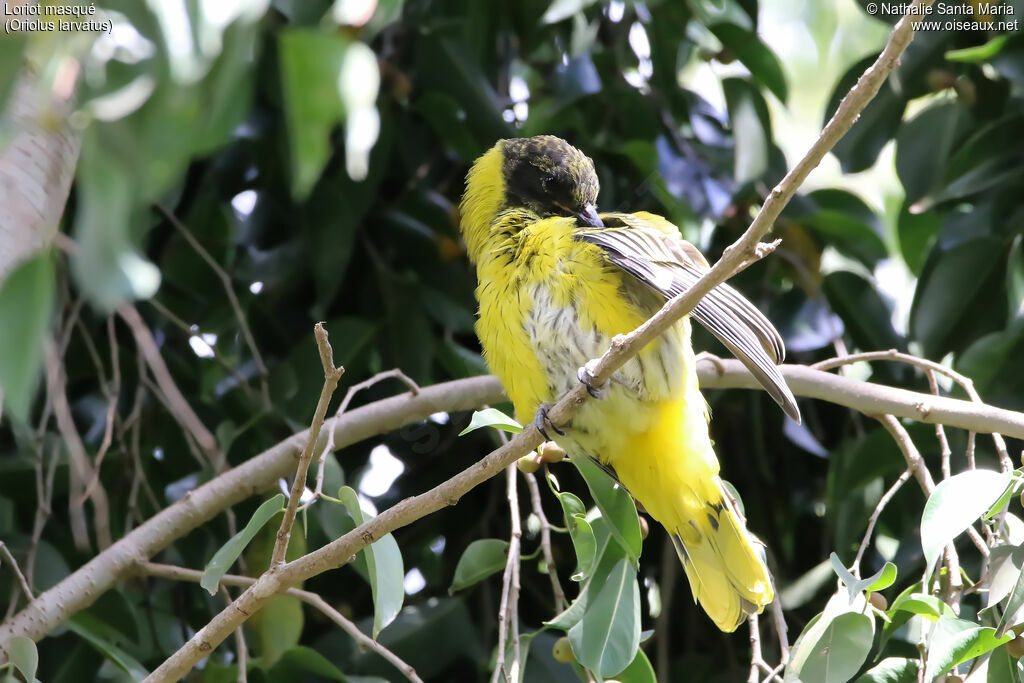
(670, 481, 773, 632)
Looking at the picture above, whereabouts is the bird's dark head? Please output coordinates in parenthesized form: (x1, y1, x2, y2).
(500, 136, 602, 227)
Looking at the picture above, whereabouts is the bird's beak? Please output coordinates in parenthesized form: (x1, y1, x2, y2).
(576, 203, 603, 227)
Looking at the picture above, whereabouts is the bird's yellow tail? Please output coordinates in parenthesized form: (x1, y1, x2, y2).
(603, 398, 773, 632)
(670, 485, 773, 632)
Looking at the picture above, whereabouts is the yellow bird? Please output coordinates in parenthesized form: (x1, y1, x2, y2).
(459, 135, 799, 632)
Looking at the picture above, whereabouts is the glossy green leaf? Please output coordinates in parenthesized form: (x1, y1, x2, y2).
(339, 486, 404, 638)
(568, 553, 641, 678)
(5, 636, 37, 683)
(923, 615, 1013, 680)
(201, 494, 285, 594)
(0, 251, 54, 420)
(786, 590, 871, 680)
(449, 538, 509, 593)
(887, 592, 957, 621)
(458, 408, 523, 435)
(802, 189, 888, 267)
(570, 455, 642, 561)
(921, 469, 1011, 582)
(541, 0, 599, 24)
(798, 612, 875, 683)
(615, 645, 656, 683)
(854, 657, 920, 683)
(549, 474, 597, 581)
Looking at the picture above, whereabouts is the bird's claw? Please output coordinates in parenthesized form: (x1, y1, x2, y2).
(534, 404, 565, 441)
(577, 361, 608, 399)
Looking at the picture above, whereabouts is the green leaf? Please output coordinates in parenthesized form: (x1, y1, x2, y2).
(895, 101, 967, 204)
(910, 236, 1006, 358)
(802, 189, 888, 268)
(6, 636, 37, 683)
(338, 486, 405, 638)
(568, 552, 641, 678)
(449, 538, 509, 593)
(268, 645, 349, 681)
(570, 455, 642, 561)
(279, 29, 348, 200)
(887, 592, 957, 621)
(549, 474, 597, 581)
(945, 34, 1011, 62)
(67, 612, 149, 680)
(201, 494, 285, 594)
(616, 645, 656, 683)
(798, 612, 875, 683)
(0, 251, 54, 420)
(921, 469, 1011, 582)
(710, 23, 788, 102)
(458, 408, 523, 435)
(923, 615, 1013, 680)
(830, 553, 897, 601)
(786, 590, 871, 680)
(855, 657, 920, 683)
(994, 555, 1024, 636)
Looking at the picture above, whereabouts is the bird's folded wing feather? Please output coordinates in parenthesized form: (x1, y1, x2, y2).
(576, 213, 801, 422)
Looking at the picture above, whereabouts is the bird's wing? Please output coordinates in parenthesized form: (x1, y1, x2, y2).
(575, 212, 800, 422)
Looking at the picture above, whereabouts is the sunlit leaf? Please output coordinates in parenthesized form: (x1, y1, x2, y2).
(923, 615, 1012, 680)
(6, 636, 38, 683)
(567, 551, 641, 678)
(921, 469, 1011, 582)
(798, 612, 874, 683)
(458, 408, 523, 435)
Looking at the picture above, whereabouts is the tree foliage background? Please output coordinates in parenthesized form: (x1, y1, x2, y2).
(1, 0, 1024, 681)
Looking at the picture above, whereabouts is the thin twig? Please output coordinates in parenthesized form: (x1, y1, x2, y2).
(156, 204, 272, 411)
(271, 323, 345, 567)
(117, 305, 221, 466)
(524, 471, 566, 611)
(308, 369, 421, 510)
(219, 586, 248, 683)
(44, 339, 113, 551)
(492, 462, 523, 683)
(137, 562, 423, 683)
(853, 468, 912, 576)
(814, 349, 1011, 471)
(0, 542, 34, 604)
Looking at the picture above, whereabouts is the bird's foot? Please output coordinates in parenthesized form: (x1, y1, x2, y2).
(577, 359, 608, 399)
(533, 403, 565, 442)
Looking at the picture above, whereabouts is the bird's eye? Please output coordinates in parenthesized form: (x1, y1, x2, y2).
(541, 175, 555, 191)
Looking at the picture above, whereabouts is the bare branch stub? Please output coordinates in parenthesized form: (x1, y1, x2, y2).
(271, 323, 345, 567)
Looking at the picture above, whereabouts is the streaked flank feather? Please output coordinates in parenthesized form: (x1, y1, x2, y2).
(460, 135, 796, 631)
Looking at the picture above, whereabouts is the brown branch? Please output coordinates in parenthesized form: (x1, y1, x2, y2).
(853, 468, 912, 576)
(271, 323, 345, 567)
(137, 562, 423, 683)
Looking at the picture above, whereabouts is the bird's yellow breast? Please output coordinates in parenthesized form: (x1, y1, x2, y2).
(473, 215, 690, 434)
